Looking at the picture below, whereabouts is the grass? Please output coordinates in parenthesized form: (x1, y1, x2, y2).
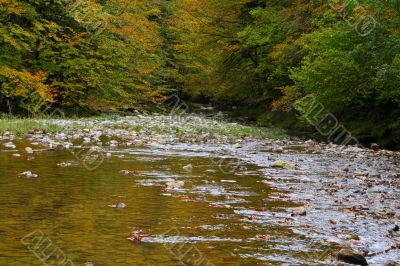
(0, 118, 63, 135)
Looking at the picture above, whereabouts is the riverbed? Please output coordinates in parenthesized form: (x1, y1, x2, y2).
(0, 115, 399, 265)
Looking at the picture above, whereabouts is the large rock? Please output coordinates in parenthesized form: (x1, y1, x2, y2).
(337, 248, 368, 266)
(385, 260, 397, 266)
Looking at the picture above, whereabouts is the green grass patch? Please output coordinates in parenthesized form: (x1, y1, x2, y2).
(0, 118, 63, 135)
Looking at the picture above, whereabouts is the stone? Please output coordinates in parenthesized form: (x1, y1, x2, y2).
(4, 142, 16, 149)
(292, 207, 307, 216)
(19, 171, 38, 178)
(166, 181, 184, 189)
(116, 203, 126, 209)
(369, 170, 380, 178)
(25, 147, 34, 154)
(271, 160, 295, 169)
(57, 162, 72, 167)
(337, 248, 369, 266)
(347, 233, 360, 241)
(370, 143, 379, 152)
(183, 164, 193, 173)
(385, 260, 397, 266)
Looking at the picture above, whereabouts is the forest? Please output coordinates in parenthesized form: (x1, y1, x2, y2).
(1, 1, 400, 265)
(0, 0, 399, 146)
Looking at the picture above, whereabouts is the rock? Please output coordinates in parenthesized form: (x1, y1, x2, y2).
(3, 142, 16, 149)
(298, 208, 307, 216)
(109, 140, 118, 146)
(116, 203, 126, 209)
(183, 164, 193, 173)
(25, 147, 34, 154)
(19, 171, 38, 178)
(273, 147, 284, 152)
(120, 170, 131, 175)
(305, 139, 314, 145)
(329, 219, 337, 225)
(292, 207, 307, 216)
(271, 160, 295, 169)
(337, 248, 369, 266)
(256, 235, 269, 241)
(12, 154, 21, 157)
(369, 170, 380, 178)
(233, 143, 242, 149)
(355, 172, 368, 177)
(221, 180, 237, 183)
(166, 181, 185, 189)
(133, 140, 144, 146)
(392, 225, 399, 232)
(347, 233, 360, 241)
(127, 230, 149, 242)
(385, 260, 397, 266)
(57, 162, 72, 167)
(370, 143, 379, 152)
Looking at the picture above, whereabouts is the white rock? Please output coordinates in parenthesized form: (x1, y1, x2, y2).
(116, 203, 126, 209)
(134, 140, 144, 146)
(119, 170, 130, 175)
(166, 181, 185, 189)
(57, 162, 72, 167)
(25, 147, 34, 154)
(4, 142, 16, 149)
(183, 164, 193, 173)
(20, 171, 38, 178)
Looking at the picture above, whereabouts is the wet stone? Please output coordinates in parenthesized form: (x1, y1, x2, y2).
(337, 249, 369, 266)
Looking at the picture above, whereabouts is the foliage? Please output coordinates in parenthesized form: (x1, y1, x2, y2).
(167, 0, 400, 147)
(0, 0, 399, 146)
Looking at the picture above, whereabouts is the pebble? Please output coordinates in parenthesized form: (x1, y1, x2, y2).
(57, 162, 72, 167)
(25, 147, 33, 154)
(221, 180, 237, 183)
(116, 203, 126, 209)
(369, 170, 380, 178)
(19, 171, 38, 178)
(347, 233, 360, 241)
(271, 160, 295, 169)
(183, 164, 193, 173)
(4, 142, 16, 149)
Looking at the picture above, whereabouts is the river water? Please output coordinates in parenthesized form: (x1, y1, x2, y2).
(0, 116, 399, 265)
